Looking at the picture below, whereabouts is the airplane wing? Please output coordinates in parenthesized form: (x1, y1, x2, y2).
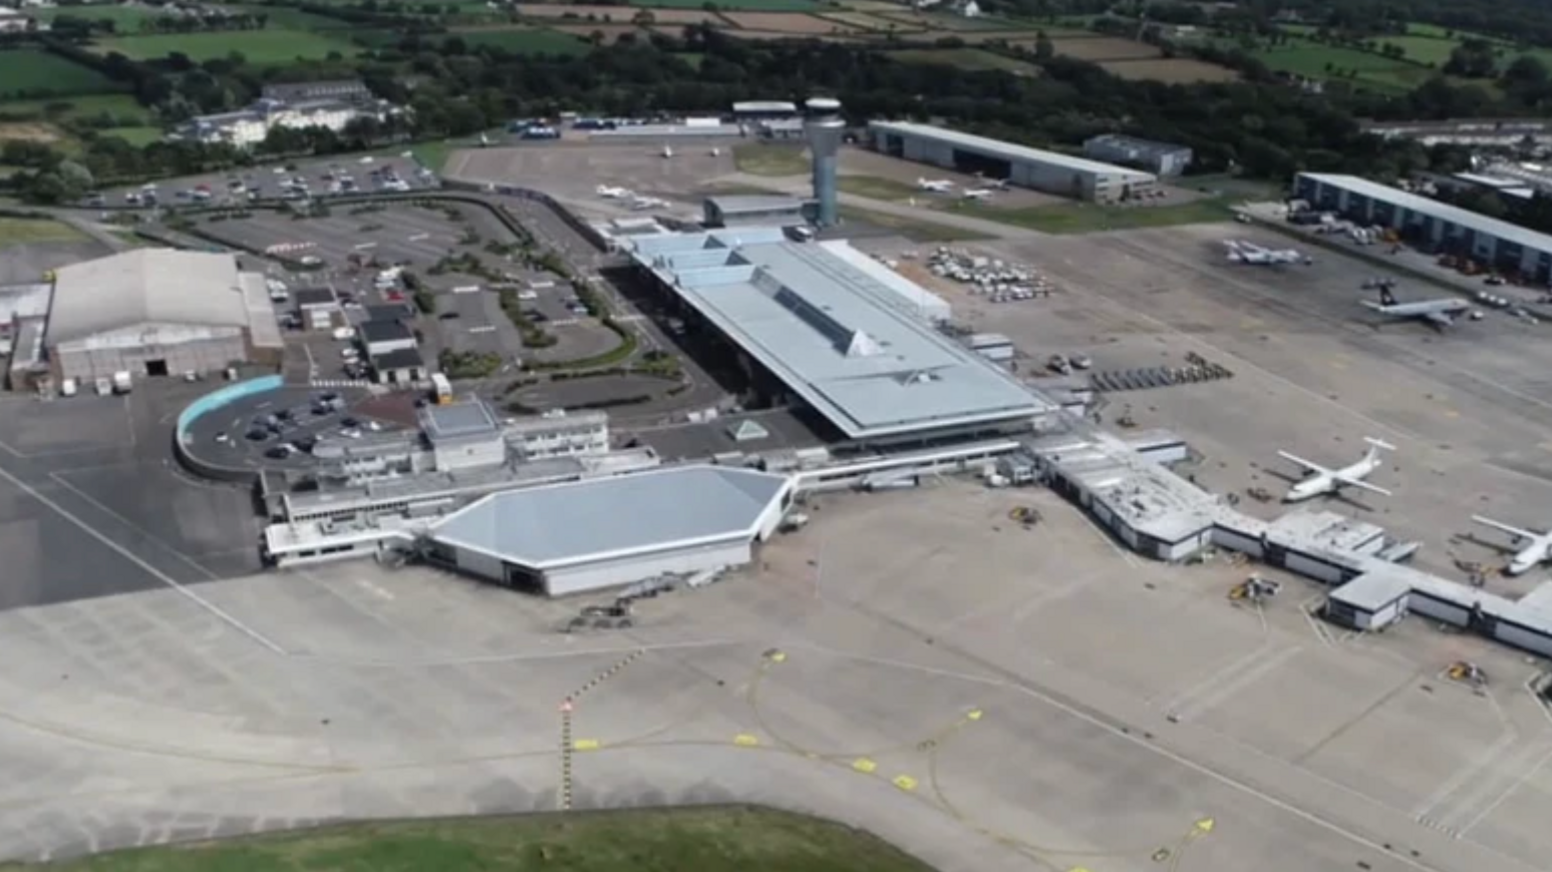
(1423, 310, 1456, 328)
(1333, 475, 1391, 496)
(1472, 515, 1539, 542)
(1277, 451, 1333, 475)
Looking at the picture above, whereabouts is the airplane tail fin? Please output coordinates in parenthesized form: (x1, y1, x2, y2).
(1362, 436, 1396, 462)
(1379, 287, 1397, 307)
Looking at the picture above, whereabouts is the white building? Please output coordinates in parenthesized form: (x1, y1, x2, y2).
(174, 96, 398, 148)
(869, 121, 1157, 203)
(45, 249, 281, 382)
(421, 400, 507, 473)
(507, 410, 610, 461)
(425, 465, 795, 596)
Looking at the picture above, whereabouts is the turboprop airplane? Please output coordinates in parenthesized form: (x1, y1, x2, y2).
(1361, 286, 1473, 330)
(596, 185, 632, 199)
(1277, 437, 1395, 502)
(917, 178, 954, 192)
(1470, 516, 1552, 575)
(1224, 239, 1302, 265)
(962, 187, 995, 201)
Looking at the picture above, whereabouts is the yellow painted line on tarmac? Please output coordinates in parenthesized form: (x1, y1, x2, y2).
(572, 739, 600, 751)
(892, 774, 918, 792)
(966, 708, 984, 721)
(1192, 817, 1215, 837)
(852, 757, 877, 774)
(734, 734, 760, 747)
(766, 649, 786, 663)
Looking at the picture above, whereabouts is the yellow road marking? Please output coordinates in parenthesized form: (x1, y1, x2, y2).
(572, 739, 600, 751)
(852, 757, 877, 774)
(893, 774, 918, 791)
(1193, 817, 1215, 836)
(966, 708, 984, 721)
(767, 650, 786, 663)
(733, 734, 760, 747)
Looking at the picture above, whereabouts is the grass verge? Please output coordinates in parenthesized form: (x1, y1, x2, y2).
(838, 205, 989, 241)
(2, 806, 936, 872)
(837, 174, 921, 201)
(733, 143, 810, 177)
(954, 196, 1234, 234)
(0, 216, 87, 249)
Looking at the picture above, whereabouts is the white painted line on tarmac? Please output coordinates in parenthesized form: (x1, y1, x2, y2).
(0, 461, 286, 655)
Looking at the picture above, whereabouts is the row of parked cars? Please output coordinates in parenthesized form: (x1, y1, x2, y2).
(212, 392, 381, 458)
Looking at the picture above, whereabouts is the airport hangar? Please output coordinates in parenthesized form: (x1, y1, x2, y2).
(1296, 172, 1552, 282)
(42, 249, 283, 384)
(867, 120, 1157, 203)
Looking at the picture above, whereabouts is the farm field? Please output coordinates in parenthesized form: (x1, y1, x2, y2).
(516, 4, 720, 23)
(886, 48, 1041, 74)
(0, 49, 124, 99)
(90, 29, 359, 63)
(871, 10, 1022, 31)
(1044, 35, 1160, 62)
(1373, 34, 1458, 66)
(0, 121, 63, 144)
(449, 27, 590, 54)
(816, 11, 894, 30)
(15, 807, 938, 872)
(224, 4, 356, 30)
(720, 12, 865, 32)
(1102, 57, 1238, 83)
(957, 196, 1233, 234)
(1248, 39, 1431, 92)
(630, 0, 817, 9)
(550, 23, 649, 43)
(98, 125, 164, 146)
(28, 4, 173, 30)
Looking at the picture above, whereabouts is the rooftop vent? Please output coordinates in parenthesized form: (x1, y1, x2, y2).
(844, 330, 883, 358)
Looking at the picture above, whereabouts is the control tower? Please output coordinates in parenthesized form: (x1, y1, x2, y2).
(804, 97, 844, 229)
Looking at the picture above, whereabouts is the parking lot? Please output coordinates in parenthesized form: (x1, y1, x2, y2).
(180, 385, 403, 474)
(86, 153, 435, 211)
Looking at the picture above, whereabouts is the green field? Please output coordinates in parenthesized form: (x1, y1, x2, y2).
(92, 29, 358, 63)
(0, 216, 87, 250)
(839, 205, 989, 241)
(886, 48, 1040, 74)
(224, 4, 357, 30)
(733, 142, 809, 176)
(98, 125, 163, 146)
(8, 807, 938, 872)
(30, 4, 173, 31)
(449, 27, 590, 54)
(957, 196, 1233, 234)
(0, 92, 149, 123)
(0, 49, 124, 99)
(837, 174, 922, 201)
(1247, 38, 1432, 92)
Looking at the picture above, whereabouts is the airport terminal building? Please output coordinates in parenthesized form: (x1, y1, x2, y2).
(619, 227, 1054, 447)
(869, 121, 1157, 203)
(1295, 172, 1552, 281)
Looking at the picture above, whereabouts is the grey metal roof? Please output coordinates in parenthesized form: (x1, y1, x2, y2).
(48, 249, 250, 344)
(707, 195, 805, 214)
(1085, 133, 1191, 156)
(419, 399, 499, 440)
(733, 101, 798, 114)
(1300, 173, 1552, 254)
(871, 121, 1155, 179)
(622, 228, 1049, 439)
(431, 465, 791, 568)
(360, 319, 414, 344)
(371, 347, 424, 370)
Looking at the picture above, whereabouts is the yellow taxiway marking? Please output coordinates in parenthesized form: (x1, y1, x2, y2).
(966, 708, 984, 721)
(767, 650, 786, 663)
(852, 758, 877, 774)
(1192, 817, 1215, 836)
(733, 734, 761, 747)
(892, 774, 918, 792)
(572, 739, 600, 751)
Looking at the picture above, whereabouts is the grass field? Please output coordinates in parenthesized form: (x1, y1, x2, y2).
(1372, 34, 1457, 66)
(92, 29, 358, 63)
(0, 216, 87, 250)
(98, 125, 163, 146)
(224, 4, 356, 30)
(886, 48, 1041, 74)
(733, 142, 809, 176)
(449, 27, 589, 54)
(839, 205, 989, 241)
(1101, 58, 1238, 83)
(29, 4, 172, 31)
(1243, 38, 1430, 92)
(837, 174, 922, 201)
(0, 49, 124, 99)
(0, 92, 151, 124)
(11, 807, 937, 872)
(957, 196, 1232, 234)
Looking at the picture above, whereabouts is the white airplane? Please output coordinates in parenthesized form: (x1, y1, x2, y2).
(1361, 286, 1473, 330)
(917, 177, 954, 192)
(661, 145, 674, 159)
(596, 184, 632, 199)
(1470, 515, 1552, 575)
(962, 187, 995, 201)
(1277, 437, 1395, 502)
(478, 132, 492, 147)
(1224, 239, 1302, 265)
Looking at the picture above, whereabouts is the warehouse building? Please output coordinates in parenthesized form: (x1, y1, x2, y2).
(425, 465, 794, 596)
(1295, 172, 1552, 282)
(703, 195, 808, 228)
(45, 249, 281, 383)
(1082, 134, 1193, 176)
(620, 227, 1048, 446)
(869, 121, 1156, 203)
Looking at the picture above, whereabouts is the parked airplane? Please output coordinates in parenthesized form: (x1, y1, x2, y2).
(1277, 437, 1395, 502)
(1224, 239, 1303, 265)
(478, 132, 492, 147)
(1470, 515, 1552, 575)
(962, 188, 996, 201)
(1361, 286, 1474, 330)
(596, 185, 632, 199)
(917, 178, 954, 192)
(661, 145, 674, 159)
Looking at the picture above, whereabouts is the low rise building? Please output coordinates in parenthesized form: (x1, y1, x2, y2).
(1082, 134, 1194, 176)
(172, 89, 400, 148)
(703, 195, 808, 228)
(507, 410, 610, 461)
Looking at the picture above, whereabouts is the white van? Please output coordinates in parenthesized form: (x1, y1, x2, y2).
(59, 378, 78, 398)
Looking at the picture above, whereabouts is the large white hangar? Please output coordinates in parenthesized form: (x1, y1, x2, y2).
(46, 249, 282, 383)
(868, 120, 1157, 203)
(426, 465, 795, 596)
(621, 227, 1053, 447)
